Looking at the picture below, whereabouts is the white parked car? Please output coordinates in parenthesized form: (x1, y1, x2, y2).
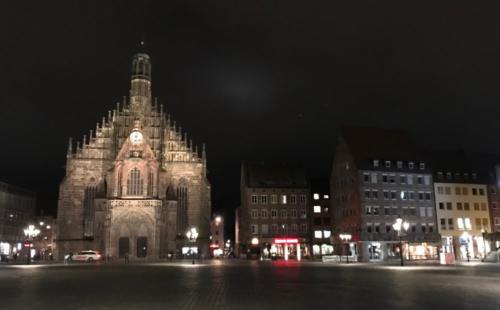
(72, 250, 102, 262)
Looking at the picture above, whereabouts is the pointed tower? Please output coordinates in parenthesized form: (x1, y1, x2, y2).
(129, 53, 152, 116)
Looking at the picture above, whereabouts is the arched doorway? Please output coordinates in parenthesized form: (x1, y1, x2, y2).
(137, 237, 148, 257)
(119, 237, 130, 258)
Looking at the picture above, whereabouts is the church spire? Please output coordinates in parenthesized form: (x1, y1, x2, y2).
(129, 52, 152, 116)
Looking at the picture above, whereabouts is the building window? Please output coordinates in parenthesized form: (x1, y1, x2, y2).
(299, 195, 307, 204)
(271, 195, 278, 204)
(428, 224, 434, 233)
(373, 206, 379, 215)
(281, 195, 287, 204)
(437, 172, 444, 179)
(300, 224, 308, 233)
(437, 187, 443, 194)
(409, 191, 415, 200)
(383, 190, 389, 200)
(464, 218, 472, 230)
(417, 176, 423, 185)
(363, 173, 370, 183)
(271, 209, 278, 218)
(462, 187, 468, 195)
(290, 195, 297, 204)
(400, 191, 408, 200)
(323, 194, 330, 199)
(251, 224, 258, 235)
(419, 163, 425, 170)
(323, 230, 331, 238)
(389, 174, 395, 184)
(271, 224, 278, 233)
(314, 230, 322, 239)
(366, 223, 372, 233)
(492, 202, 498, 209)
(418, 192, 424, 201)
(474, 203, 479, 211)
(261, 224, 269, 234)
(457, 218, 464, 230)
(291, 209, 297, 218)
(457, 202, 463, 210)
(365, 205, 372, 215)
(280, 209, 287, 218)
(397, 161, 403, 169)
(280, 224, 287, 234)
(251, 209, 258, 219)
(408, 162, 414, 169)
(407, 175, 413, 185)
(313, 193, 320, 200)
(300, 209, 307, 219)
(446, 202, 452, 210)
(479, 188, 485, 196)
(424, 175, 431, 185)
(472, 188, 478, 196)
(371, 173, 377, 184)
(481, 203, 487, 211)
(314, 205, 321, 213)
(490, 187, 496, 195)
(494, 217, 500, 226)
(400, 175, 407, 184)
(373, 160, 379, 167)
(251, 195, 258, 204)
(126, 167, 143, 196)
(291, 224, 298, 233)
(261, 209, 268, 218)
(464, 203, 470, 211)
(385, 161, 391, 168)
(391, 191, 397, 200)
(261, 195, 268, 204)
(448, 218, 454, 230)
(440, 218, 446, 230)
(425, 192, 431, 201)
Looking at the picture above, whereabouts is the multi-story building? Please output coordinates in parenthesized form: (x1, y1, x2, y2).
(488, 166, 500, 236)
(309, 179, 333, 257)
(209, 214, 225, 257)
(56, 53, 211, 260)
(433, 167, 492, 260)
(0, 181, 36, 259)
(331, 126, 440, 262)
(237, 162, 310, 259)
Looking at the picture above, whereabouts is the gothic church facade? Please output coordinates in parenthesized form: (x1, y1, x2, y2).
(56, 53, 211, 259)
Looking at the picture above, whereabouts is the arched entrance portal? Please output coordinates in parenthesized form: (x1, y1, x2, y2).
(119, 237, 130, 258)
(137, 237, 148, 257)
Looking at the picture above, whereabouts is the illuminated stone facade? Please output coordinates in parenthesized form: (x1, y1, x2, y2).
(56, 53, 211, 259)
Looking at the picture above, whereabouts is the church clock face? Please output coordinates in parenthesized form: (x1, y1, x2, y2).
(130, 131, 143, 145)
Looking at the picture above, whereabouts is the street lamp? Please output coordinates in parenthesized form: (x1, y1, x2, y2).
(392, 218, 410, 266)
(339, 233, 352, 263)
(24, 225, 40, 264)
(186, 227, 199, 265)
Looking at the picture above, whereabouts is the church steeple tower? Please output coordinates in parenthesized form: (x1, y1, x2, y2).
(129, 51, 152, 116)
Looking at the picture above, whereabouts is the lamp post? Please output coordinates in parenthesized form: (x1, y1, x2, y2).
(392, 218, 410, 266)
(339, 233, 352, 263)
(23, 225, 40, 264)
(186, 227, 199, 265)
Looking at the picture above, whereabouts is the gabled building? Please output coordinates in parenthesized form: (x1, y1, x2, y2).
(331, 126, 440, 262)
(56, 53, 211, 260)
(237, 162, 310, 259)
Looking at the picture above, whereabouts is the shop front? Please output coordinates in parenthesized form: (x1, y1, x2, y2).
(258, 237, 309, 260)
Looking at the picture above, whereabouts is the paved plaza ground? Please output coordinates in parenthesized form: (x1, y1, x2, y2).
(0, 260, 499, 310)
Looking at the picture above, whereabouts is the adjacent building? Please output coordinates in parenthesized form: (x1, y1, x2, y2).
(331, 126, 440, 262)
(57, 53, 211, 260)
(0, 181, 36, 259)
(209, 214, 225, 257)
(432, 152, 496, 260)
(237, 162, 310, 259)
(309, 179, 334, 257)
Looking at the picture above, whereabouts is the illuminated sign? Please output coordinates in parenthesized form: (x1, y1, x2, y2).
(274, 238, 299, 244)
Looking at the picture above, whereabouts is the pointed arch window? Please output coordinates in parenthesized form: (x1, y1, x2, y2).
(127, 168, 143, 196)
(147, 171, 154, 197)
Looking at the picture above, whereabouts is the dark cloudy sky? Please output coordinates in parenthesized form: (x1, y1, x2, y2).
(1, 1, 500, 226)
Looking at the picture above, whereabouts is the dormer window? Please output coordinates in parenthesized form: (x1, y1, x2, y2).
(472, 173, 477, 180)
(419, 163, 425, 170)
(397, 161, 403, 169)
(373, 160, 379, 168)
(385, 161, 391, 168)
(446, 172, 452, 179)
(408, 162, 414, 169)
(437, 172, 443, 179)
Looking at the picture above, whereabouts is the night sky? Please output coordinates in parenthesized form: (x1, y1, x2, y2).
(1, 1, 500, 231)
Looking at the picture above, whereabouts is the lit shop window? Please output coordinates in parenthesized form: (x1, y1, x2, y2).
(313, 206, 321, 213)
(313, 193, 320, 200)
